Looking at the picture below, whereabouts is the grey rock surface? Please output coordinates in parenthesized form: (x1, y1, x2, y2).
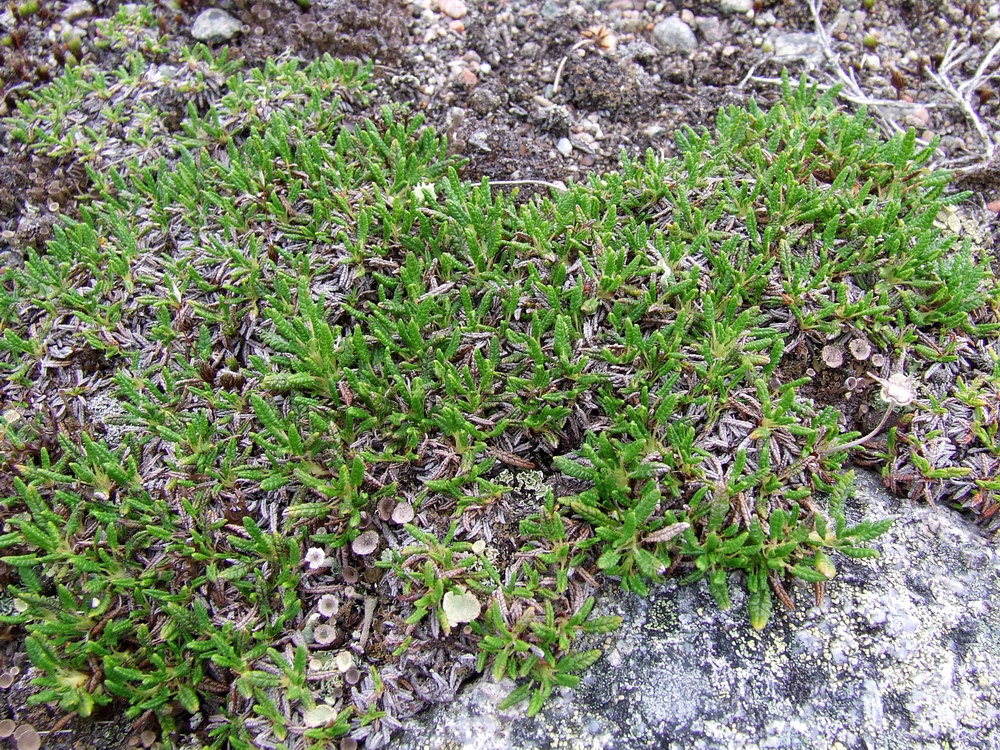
(191, 8, 242, 43)
(652, 17, 698, 53)
(396, 471, 1000, 749)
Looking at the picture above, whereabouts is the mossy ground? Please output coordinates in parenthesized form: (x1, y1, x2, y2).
(1, 16, 999, 749)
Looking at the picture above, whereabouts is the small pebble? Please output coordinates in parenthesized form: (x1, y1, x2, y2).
(755, 10, 777, 26)
(556, 137, 573, 157)
(719, 0, 753, 14)
(191, 8, 242, 43)
(862, 53, 881, 71)
(652, 16, 698, 52)
(438, 0, 468, 19)
(904, 107, 930, 128)
(697, 16, 725, 44)
(63, 0, 94, 21)
(457, 68, 478, 86)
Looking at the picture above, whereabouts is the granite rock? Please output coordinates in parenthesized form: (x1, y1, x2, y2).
(395, 471, 1000, 749)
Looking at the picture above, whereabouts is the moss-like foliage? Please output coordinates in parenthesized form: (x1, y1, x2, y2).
(1, 48, 997, 748)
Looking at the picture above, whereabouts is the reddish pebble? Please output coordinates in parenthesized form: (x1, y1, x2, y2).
(449, 19, 465, 32)
(987, 200, 1000, 214)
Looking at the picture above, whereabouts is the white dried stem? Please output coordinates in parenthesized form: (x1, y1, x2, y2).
(807, 0, 905, 136)
(926, 37, 1000, 162)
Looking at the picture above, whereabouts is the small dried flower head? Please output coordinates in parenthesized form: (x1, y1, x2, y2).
(442, 588, 481, 628)
(582, 24, 617, 52)
(0, 673, 13, 689)
(377, 496, 395, 521)
(14, 725, 40, 750)
(849, 338, 871, 361)
(351, 530, 379, 556)
(218, 368, 246, 390)
(344, 667, 361, 685)
(870, 353, 886, 368)
(313, 624, 337, 646)
(391, 500, 415, 525)
(302, 704, 339, 728)
(821, 344, 844, 368)
(335, 650, 354, 672)
(871, 372, 917, 407)
(412, 182, 437, 204)
(305, 547, 327, 570)
(318, 594, 339, 618)
(0, 720, 14, 739)
(341, 565, 360, 584)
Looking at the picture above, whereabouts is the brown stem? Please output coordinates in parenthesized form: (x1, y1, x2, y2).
(819, 406, 894, 457)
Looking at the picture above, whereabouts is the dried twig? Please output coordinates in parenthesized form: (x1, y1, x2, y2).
(357, 596, 377, 651)
(807, 0, 905, 136)
(488, 179, 568, 193)
(552, 39, 593, 96)
(747, 76, 943, 111)
(926, 37, 1000, 163)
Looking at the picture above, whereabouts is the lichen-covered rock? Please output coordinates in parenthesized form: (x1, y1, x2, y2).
(395, 471, 1000, 749)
